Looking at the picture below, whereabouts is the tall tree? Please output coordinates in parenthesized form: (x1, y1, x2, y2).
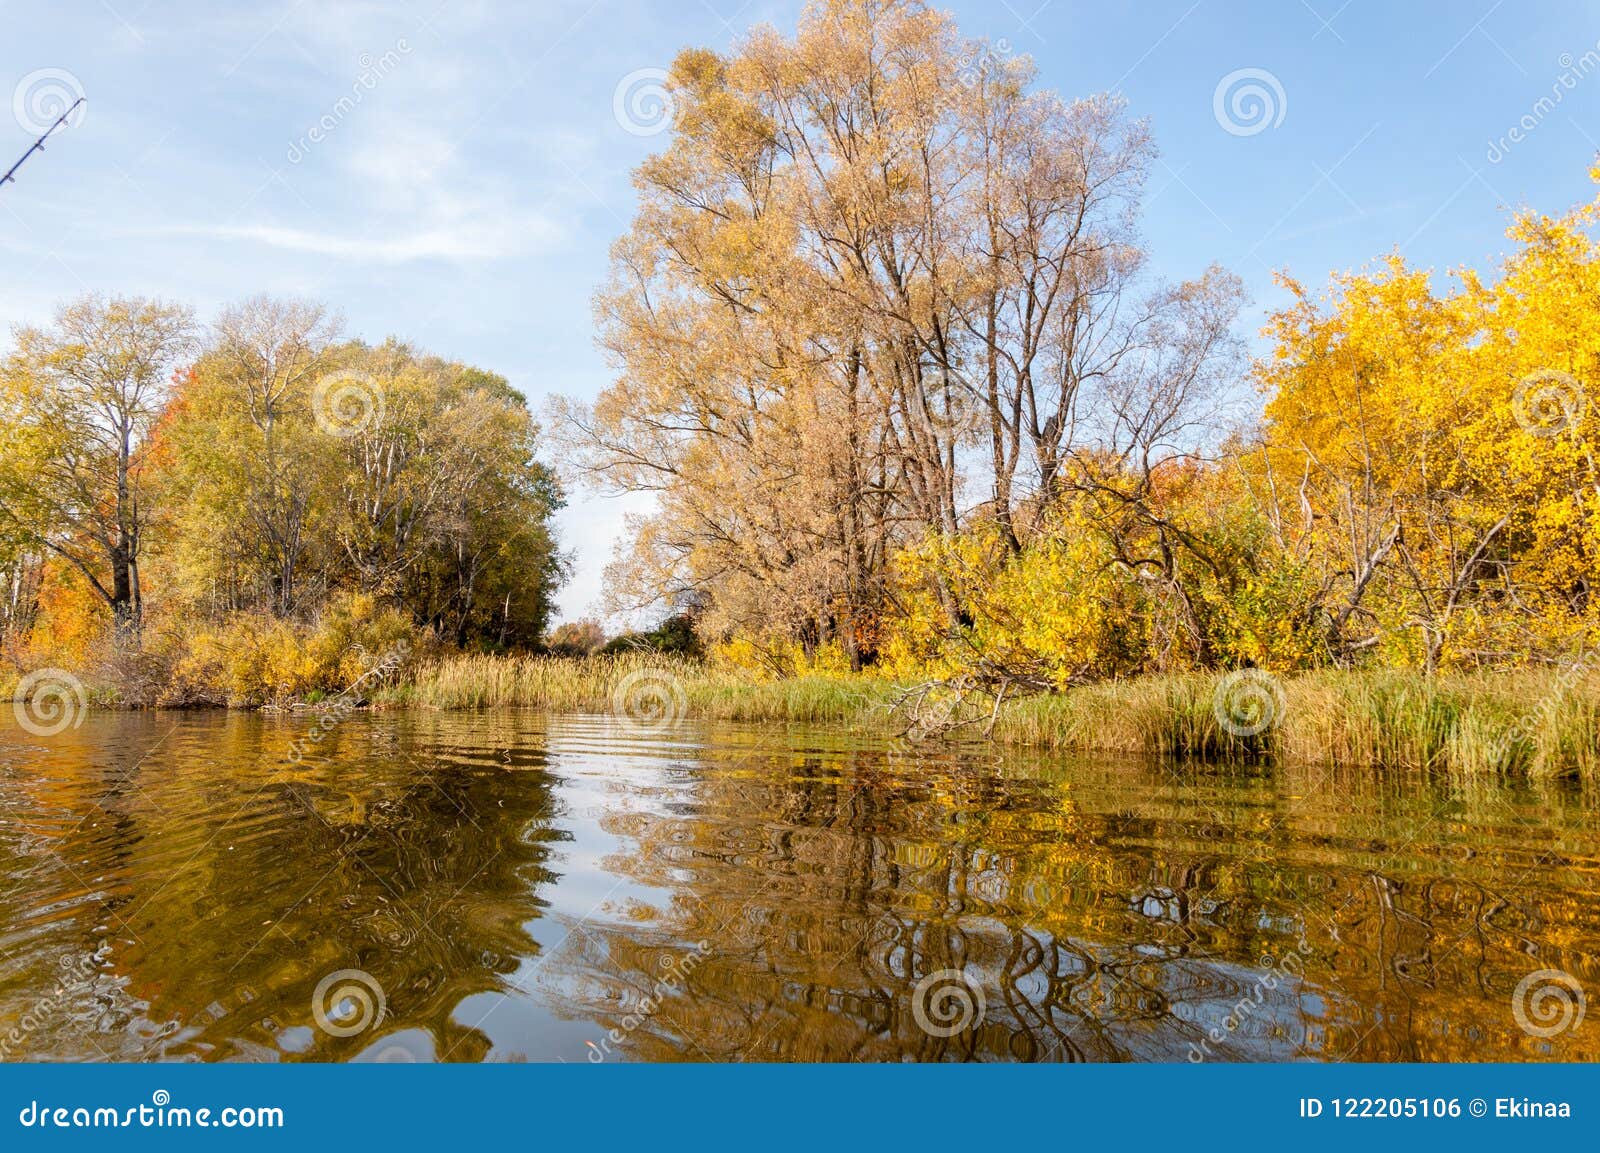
(168, 296, 344, 616)
(568, 0, 1242, 667)
(0, 295, 195, 636)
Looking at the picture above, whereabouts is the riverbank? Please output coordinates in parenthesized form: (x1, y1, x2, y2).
(9, 649, 1597, 778)
(382, 653, 1600, 780)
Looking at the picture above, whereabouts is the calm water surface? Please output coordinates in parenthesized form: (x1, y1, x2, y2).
(1, 710, 1597, 1062)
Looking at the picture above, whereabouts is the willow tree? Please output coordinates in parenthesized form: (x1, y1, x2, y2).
(567, 0, 1244, 669)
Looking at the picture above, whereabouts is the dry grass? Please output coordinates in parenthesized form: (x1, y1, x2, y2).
(381, 651, 895, 725)
(993, 669, 1600, 778)
(385, 655, 1600, 779)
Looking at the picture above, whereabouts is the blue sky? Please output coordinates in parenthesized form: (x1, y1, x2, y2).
(4, 0, 1599, 623)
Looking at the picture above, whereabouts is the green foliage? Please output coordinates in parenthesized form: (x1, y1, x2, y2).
(598, 614, 701, 657)
(0, 295, 566, 699)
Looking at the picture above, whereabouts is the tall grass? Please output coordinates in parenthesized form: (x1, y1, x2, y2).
(382, 651, 897, 724)
(994, 669, 1600, 777)
(389, 654, 1600, 778)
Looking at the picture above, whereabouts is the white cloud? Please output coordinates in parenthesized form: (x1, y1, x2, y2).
(150, 215, 561, 263)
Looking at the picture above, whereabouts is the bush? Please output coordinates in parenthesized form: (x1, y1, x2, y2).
(161, 592, 425, 707)
(598, 614, 700, 657)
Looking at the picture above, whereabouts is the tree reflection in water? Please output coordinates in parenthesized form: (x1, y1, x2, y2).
(0, 711, 1595, 1061)
(537, 723, 1600, 1062)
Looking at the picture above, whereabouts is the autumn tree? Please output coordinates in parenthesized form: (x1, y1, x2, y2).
(163, 296, 343, 616)
(547, 618, 607, 656)
(162, 314, 565, 649)
(566, 0, 1242, 671)
(0, 295, 195, 637)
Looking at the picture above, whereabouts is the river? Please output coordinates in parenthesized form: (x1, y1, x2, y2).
(0, 709, 1595, 1061)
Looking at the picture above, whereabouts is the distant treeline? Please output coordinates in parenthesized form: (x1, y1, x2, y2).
(0, 294, 562, 704)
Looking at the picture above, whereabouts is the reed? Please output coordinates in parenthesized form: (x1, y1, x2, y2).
(993, 668, 1600, 777)
(387, 655, 1600, 778)
(381, 652, 898, 724)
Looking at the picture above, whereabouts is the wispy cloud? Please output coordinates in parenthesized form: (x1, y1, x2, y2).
(142, 215, 561, 263)
(1272, 200, 1415, 246)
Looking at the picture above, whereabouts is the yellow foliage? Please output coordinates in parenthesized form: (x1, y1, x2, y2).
(163, 592, 423, 707)
(708, 633, 856, 680)
(1256, 172, 1600, 669)
(882, 510, 1146, 687)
